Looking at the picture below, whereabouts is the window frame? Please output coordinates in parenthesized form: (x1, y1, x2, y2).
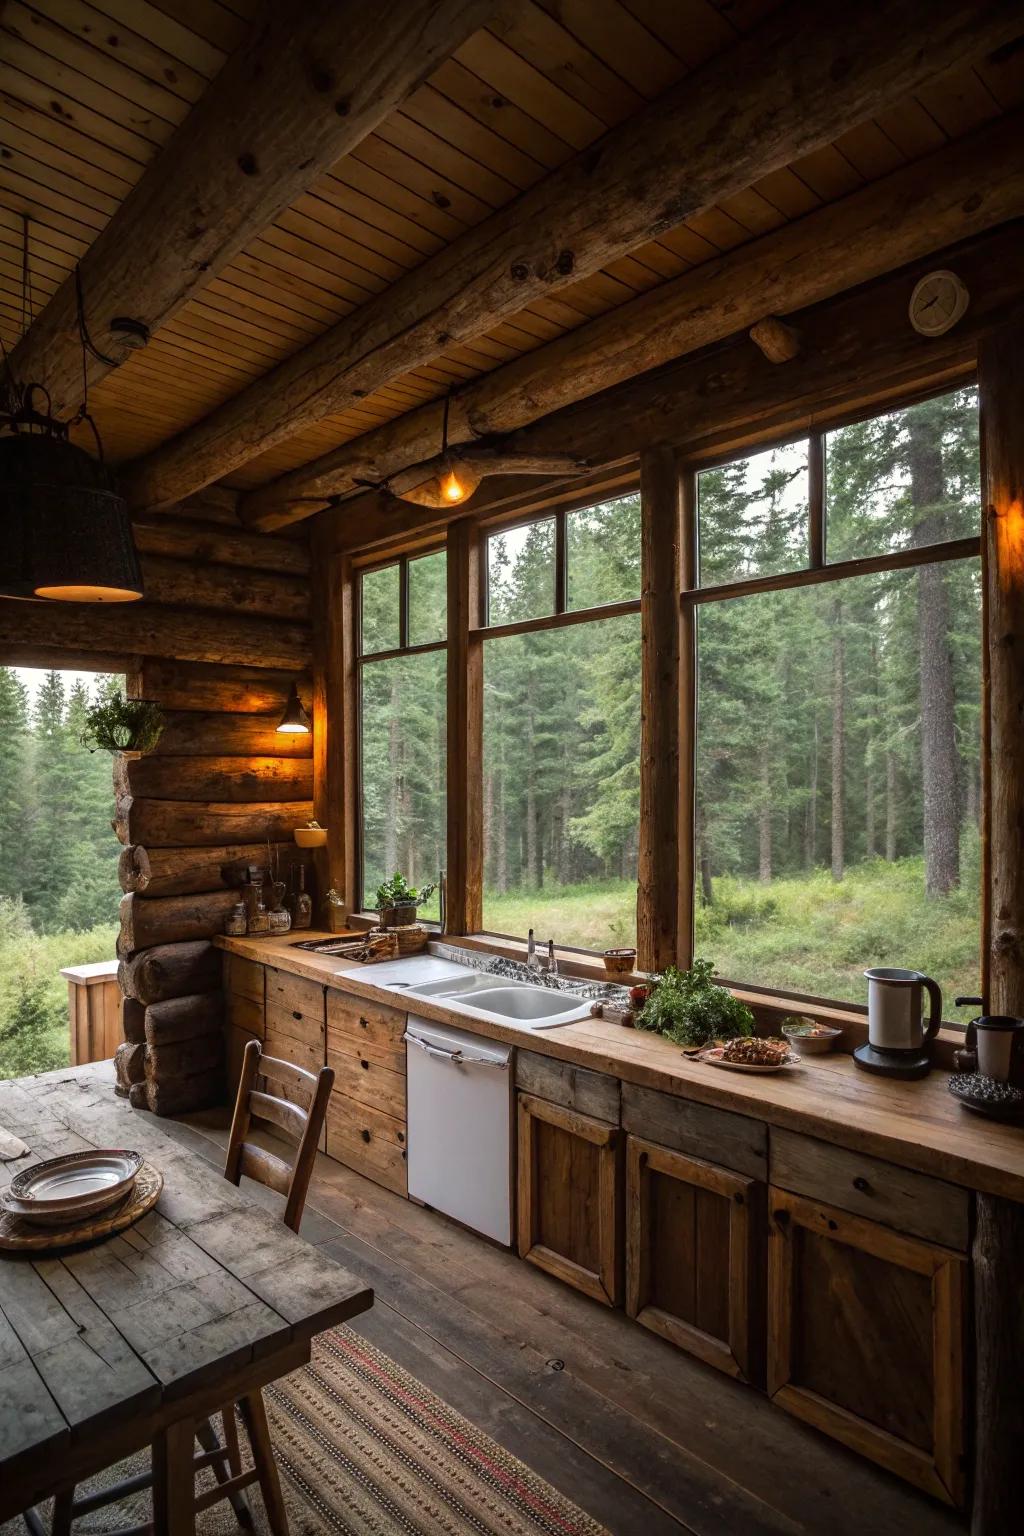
(680, 379, 982, 1013)
(355, 543, 447, 917)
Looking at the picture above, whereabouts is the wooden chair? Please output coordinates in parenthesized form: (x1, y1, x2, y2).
(25, 1041, 334, 1536)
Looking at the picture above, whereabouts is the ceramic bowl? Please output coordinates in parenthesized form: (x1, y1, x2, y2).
(603, 948, 637, 976)
(294, 826, 328, 848)
(782, 1017, 843, 1055)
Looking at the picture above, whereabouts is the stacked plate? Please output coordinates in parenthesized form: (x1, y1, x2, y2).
(2, 1149, 143, 1228)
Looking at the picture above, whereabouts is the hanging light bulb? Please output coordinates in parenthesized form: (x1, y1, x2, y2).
(440, 462, 469, 503)
(276, 681, 311, 734)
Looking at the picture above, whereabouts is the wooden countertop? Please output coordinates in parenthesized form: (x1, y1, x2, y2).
(217, 932, 1024, 1207)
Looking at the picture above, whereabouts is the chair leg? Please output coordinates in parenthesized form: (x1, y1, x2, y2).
(222, 1402, 243, 1478)
(152, 1418, 197, 1536)
(50, 1489, 74, 1536)
(196, 1415, 253, 1530)
(239, 1391, 289, 1536)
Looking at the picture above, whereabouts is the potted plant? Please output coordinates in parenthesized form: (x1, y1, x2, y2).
(79, 692, 165, 756)
(375, 872, 437, 928)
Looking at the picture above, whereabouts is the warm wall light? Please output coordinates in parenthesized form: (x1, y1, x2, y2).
(277, 681, 311, 733)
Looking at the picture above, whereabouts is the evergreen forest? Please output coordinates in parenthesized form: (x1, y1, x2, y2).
(363, 387, 982, 1020)
(0, 669, 121, 1078)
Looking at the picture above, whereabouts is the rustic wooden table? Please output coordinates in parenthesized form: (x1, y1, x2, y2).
(0, 1061, 373, 1529)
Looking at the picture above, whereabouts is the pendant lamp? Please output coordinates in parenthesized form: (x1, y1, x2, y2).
(0, 227, 144, 602)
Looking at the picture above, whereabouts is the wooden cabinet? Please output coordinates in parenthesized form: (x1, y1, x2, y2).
(260, 965, 327, 1146)
(626, 1136, 765, 1383)
(516, 1091, 623, 1305)
(224, 956, 265, 1096)
(767, 1187, 967, 1506)
(325, 986, 408, 1196)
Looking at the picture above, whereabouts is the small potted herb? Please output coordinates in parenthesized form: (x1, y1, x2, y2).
(375, 872, 437, 928)
(80, 692, 165, 756)
(636, 958, 754, 1049)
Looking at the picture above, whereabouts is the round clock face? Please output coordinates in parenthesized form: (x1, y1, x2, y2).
(909, 270, 970, 337)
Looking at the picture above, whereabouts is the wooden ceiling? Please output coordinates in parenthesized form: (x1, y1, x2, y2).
(2, 1, 1023, 507)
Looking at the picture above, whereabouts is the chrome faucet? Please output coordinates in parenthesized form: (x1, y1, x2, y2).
(546, 938, 558, 978)
(526, 928, 543, 975)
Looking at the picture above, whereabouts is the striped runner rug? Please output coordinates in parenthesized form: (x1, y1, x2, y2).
(264, 1326, 609, 1536)
(6, 1326, 608, 1536)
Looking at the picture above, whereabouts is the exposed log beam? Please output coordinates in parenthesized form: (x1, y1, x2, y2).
(240, 112, 1024, 528)
(321, 221, 1022, 555)
(8, 0, 495, 415)
(0, 598, 309, 670)
(124, 0, 1022, 512)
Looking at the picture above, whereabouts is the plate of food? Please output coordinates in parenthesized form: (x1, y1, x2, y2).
(700, 1037, 800, 1073)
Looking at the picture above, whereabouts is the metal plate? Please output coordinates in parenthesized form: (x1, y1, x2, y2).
(8, 1149, 143, 1217)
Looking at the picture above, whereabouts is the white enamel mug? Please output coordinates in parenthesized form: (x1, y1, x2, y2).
(975, 1017, 1024, 1082)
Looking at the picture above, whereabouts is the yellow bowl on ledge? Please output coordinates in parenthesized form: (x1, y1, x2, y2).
(294, 826, 328, 848)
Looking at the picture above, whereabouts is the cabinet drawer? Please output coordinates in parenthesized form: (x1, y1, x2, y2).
(225, 989, 264, 1039)
(770, 1129, 969, 1250)
(327, 1042, 406, 1121)
(327, 989, 406, 1070)
(516, 1050, 619, 1123)
(224, 953, 264, 1005)
(266, 999, 325, 1055)
(263, 1022, 324, 1077)
(326, 1092, 407, 1196)
(622, 1081, 766, 1181)
(265, 967, 325, 1026)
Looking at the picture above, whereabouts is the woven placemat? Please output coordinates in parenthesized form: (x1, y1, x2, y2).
(0, 1162, 163, 1252)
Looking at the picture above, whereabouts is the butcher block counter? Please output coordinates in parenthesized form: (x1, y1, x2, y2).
(215, 930, 1024, 1206)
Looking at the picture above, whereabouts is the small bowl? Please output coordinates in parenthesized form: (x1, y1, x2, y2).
(782, 1017, 842, 1055)
(294, 826, 328, 848)
(603, 948, 637, 977)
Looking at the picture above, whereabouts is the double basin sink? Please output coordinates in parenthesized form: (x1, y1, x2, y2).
(351, 954, 594, 1032)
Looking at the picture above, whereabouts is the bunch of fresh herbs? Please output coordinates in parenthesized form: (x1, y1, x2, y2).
(636, 958, 754, 1048)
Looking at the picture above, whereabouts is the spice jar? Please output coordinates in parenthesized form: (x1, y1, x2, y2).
(224, 902, 246, 936)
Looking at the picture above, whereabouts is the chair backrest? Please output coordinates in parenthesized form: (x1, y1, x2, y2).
(224, 1039, 334, 1232)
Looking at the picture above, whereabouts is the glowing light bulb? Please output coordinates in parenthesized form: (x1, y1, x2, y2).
(441, 468, 467, 503)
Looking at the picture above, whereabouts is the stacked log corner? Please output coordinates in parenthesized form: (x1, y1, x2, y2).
(114, 494, 313, 1115)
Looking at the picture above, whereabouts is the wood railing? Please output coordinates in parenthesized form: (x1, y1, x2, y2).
(62, 960, 122, 1065)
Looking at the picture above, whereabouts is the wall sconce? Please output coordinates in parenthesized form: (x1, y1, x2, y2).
(277, 682, 311, 734)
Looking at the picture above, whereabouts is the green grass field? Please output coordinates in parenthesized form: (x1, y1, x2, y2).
(0, 906, 118, 1079)
(484, 850, 982, 1024)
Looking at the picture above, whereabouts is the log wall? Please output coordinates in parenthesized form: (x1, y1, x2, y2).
(102, 490, 315, 1114)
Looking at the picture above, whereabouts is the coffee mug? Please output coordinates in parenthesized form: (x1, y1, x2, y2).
(974, 1017, 1024, 1082)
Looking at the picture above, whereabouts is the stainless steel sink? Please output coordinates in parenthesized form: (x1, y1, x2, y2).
(450, 985, 586, 1021)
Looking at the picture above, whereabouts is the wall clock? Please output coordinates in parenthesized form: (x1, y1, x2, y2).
(908, 270, 970, 337)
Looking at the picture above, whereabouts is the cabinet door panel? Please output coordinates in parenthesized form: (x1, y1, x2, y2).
(627, 1136, 764, 1383)
(768, 1186, 965, 1506)
(517, 1093, 622, 1306)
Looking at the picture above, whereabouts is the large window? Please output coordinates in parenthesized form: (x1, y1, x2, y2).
(481, 494, 641, 950)
(358, 552, 446, 920)
(693, 387, 981, 1019)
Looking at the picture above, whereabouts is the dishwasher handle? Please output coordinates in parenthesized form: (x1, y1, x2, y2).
(404, 1031, 509, 1069)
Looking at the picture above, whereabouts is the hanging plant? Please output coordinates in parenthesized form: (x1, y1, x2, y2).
(80, 692, 165, 755)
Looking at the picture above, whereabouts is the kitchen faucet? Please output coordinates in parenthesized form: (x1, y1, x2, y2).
(526, 930, 558, 977)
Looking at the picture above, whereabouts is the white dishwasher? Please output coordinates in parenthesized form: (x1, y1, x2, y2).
(405, 1016, 513, 1246)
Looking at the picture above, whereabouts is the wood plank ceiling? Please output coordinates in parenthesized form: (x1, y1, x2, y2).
(2, 0, 1023, 494)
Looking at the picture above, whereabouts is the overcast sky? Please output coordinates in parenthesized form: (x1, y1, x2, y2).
(15, 667, 121, 706)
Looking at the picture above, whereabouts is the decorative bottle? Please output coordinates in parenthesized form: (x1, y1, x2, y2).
(290, 864, 313, 930)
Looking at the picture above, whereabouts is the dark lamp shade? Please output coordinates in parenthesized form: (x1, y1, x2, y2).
(277, 682, 311, 733)
(0, 434, 144, 603)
